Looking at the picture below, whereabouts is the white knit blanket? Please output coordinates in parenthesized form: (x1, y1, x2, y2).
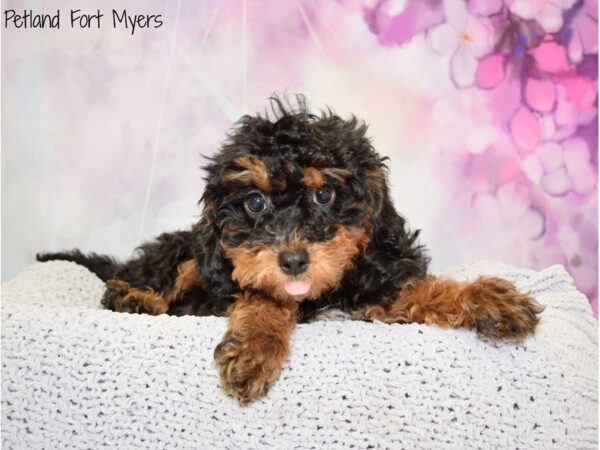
(1, 261, 597, 449)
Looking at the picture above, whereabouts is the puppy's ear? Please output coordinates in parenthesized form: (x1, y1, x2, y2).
(191, 198, 236, 302)
(363, 162, 405, 236)
(364, 163, 389, 222)
(362, 161, 429, 278)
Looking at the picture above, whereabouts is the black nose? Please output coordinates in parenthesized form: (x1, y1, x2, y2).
(278, 249, 309, 276)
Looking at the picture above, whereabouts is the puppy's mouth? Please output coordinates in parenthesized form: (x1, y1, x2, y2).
(282, 279, 313, 296)
(224, 225, 370, 302)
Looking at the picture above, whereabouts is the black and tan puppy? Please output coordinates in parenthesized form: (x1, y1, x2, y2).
(38, 97, 544, 404)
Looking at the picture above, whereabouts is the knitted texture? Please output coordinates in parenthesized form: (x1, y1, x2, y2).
(1, 261, 597, 449)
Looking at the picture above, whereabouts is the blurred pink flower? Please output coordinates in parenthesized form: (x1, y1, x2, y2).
(476, 53, 506, 88)
(363, 0, 445, 46)
(525, 78, 557, 112)
(552, 77, 598, 139)
(534, 138, 597, 196)
(357, 0, 598, 314)
(529, 40, 572, 73)
(467, 0, 505, 16)
(472, 181, 545, 240)
(429, 0, 495, 87)
(510, 106, 543, 153)
(557, 203, 598, 296)
(509, 0, 577, 33)
(567, 0, 598, 63)
(560, 75, 598, 111)
(516, 43, 596, 146)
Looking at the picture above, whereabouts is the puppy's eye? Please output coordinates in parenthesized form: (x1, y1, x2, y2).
(313, 186, 335, 206)
(244, 193, 267, 215)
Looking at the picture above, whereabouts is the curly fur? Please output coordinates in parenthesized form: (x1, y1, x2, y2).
(37, 95, 544, 404)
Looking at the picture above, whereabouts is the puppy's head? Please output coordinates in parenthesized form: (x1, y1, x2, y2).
(195, 97, 390, 303)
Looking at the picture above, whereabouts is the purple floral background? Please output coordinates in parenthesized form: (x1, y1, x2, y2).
(2, 0, 597, 314)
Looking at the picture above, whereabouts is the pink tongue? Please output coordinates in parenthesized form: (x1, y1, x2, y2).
(283, 280, 312, 296)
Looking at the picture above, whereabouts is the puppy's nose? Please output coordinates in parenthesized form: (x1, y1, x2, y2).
(278, 249, 309, 276)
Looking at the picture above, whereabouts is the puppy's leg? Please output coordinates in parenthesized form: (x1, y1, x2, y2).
(357, 276, 545, 341)
(103, 279, 171, 315)
(214, 293, 297, 404)
(103, 259, 204, 315)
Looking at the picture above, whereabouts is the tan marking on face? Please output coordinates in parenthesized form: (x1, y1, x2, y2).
(303, 167, 353, 188)
(302, 167, 324, 188)
(224, 155, 271, 191)
(306, 226, 370, 297)
(322, 168, 352, 183)
(223, 226, 370, 302)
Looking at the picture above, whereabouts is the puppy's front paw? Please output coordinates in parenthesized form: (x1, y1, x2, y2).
(467, 277, 545, 341)
(214, 332, 287, 404)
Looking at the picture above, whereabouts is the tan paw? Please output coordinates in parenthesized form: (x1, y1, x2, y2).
(214, 332, 287, 404)
(467, 277, 545, 341)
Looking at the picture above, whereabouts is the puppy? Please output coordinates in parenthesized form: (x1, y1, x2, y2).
(38, 97, 544, 404)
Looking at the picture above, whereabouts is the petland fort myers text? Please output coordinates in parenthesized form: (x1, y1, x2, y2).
(3, 9, 163, 34)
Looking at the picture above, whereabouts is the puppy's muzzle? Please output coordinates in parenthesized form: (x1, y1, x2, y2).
(278, 249, 309, 276)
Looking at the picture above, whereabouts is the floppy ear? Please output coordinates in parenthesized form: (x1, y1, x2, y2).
(361, 162, 404, 240)
(364, 164, 389, 224)
(191, 198, 237, 303)
(361, 162, 430, 280)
